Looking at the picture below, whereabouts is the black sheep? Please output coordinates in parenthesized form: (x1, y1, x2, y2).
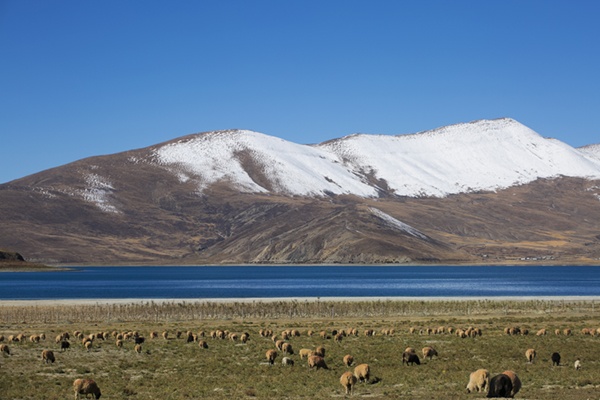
(551, 352, 561, 366)
(402, 351, 421, 365)
(487, 373, 513, 398)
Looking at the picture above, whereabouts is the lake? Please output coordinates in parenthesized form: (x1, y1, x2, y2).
(1, 266, 600, 300)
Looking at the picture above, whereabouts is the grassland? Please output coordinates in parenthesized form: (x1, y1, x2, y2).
(1, 299, 599, 399)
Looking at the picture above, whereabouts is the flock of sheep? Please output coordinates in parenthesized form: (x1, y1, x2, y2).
(0, 321, 594, 398)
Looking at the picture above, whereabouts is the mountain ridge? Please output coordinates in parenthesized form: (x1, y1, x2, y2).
(1, 118, 599, 265)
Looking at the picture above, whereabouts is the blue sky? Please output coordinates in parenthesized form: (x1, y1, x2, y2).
(1, 0, 599, 183)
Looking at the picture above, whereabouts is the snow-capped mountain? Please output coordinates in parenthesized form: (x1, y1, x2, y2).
(2, 118, 600, 266)
(153, 118, 600, 198)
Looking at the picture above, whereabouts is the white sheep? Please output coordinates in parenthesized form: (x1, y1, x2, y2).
(466, 368, 489, 393)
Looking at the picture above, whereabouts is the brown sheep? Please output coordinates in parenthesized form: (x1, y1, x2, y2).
(282, 342, 294, 355)
(198, 340, 208, 349)
(404, 347, 415, 354)
(563, 328, 572, 336)
(149, 331, 158, 339)
(466, 368, 489, 393)
(422, 346, 438, 360)
(266, 349, 278, 365)
(343, 354, 354, 367)
(134, 344, 142, 353)
(501, 370, 521, 398)
(299, 348, 313, 359)
(536, 328, 547, 336)
(314, 346, 326, 358)
(73, 378, 102, 399)
(116, 339, 123, 348)
(0, 344, 9, 355)
(240, 333, 249, 343)
(162, 331, 169, 340)
(275, 340, 285, 351)
(41, 349, 55, 364)
(84, 341, 92, 352)
(525, 348, 536, 363)
(308, 355, 328, 370)
(354, 363, 370, 383)
(340, 371, 358, 395)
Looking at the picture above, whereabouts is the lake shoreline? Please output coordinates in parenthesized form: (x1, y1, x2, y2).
(2, 295, 600, 307)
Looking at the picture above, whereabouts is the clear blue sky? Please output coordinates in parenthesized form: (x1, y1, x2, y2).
(1, 0, 599, 183)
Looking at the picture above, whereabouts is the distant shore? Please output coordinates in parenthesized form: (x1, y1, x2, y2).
(2, 295, 600, 307)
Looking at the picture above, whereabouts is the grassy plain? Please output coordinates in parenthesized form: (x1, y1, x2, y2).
(1, 299, 599, 399)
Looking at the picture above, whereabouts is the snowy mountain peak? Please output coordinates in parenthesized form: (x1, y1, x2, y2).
(152, 119, 600, 198)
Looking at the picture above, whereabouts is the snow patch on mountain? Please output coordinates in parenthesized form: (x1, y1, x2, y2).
(152, 119, 600, 198)
(320, 118, 600, 197)
(369, 207, 429, 239)
(579, 144, 600, 163)
(154, 130, 377, 196)
(80, 173, 120, 213)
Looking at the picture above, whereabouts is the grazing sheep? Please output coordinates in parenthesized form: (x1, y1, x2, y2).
(198, 340, 208, 349)
(334, 332, 344, 343)
(404, 347, 415, 354)
(486, 373, 513, 398)
(61, 341, 70, 351)
(299, 348, 313, 359)
(340, 371, 358, 395)
(281, 357, 294, 366)
(466, 368, 489, 393)
(266, 349, 278, 365)
(116, 340, 123, 348)
(84, 341, 92, 352)
(162, 331, 169, 340)
(73, 378, 102, 399)
(402, 351, 420, 366)
(525, 348, 536, 363)
(41, 349, 55, 364)
(563, 328, 572, 336)
(314, 346, 326, 358)
(134, 344, 142, 354)
(0, 335, 4, 342)
(422, 346, 438, 360)
(343, 354, 354, 367)
(275, 340, 285, 351)
(282, 342, 294, 355)
(134, 336, 145, 345)
(574, 358, 581, 370)
(501, 370, 521, 398)
(240, 333, 249, 343)
(0, 344, 9, 355)
(554, 329, 561, 335)
(308, 355, 328, 370)
(354, 363, 370, 383)
(536, 328, 547, 336)
(149, 331, 158, 339)
(551, 352, 561, 366)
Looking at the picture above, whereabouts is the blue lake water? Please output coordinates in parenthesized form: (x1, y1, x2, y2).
(1, 266, 599, 300)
